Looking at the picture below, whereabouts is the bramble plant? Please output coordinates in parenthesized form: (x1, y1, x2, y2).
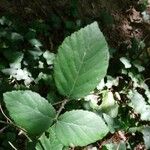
(0, 1, 150, 149)
(3, 22, 110, 149)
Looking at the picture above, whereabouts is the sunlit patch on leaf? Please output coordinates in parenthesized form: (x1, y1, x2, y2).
(128, 90, 150, 121)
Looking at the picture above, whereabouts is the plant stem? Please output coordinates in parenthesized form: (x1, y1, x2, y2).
(52, 100, 66, 106)
(8, 141, 18, 150)
(55, 99, 68, 120)
(0, 104, 12, 123)
(0, 118, 31, 141)
(0, 125, 8, 133)
(0, 120, 12, 125)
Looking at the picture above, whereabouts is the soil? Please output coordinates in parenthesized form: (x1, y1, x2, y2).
(0, 0, 150, 50)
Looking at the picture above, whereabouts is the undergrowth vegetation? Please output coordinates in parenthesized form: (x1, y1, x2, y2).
(0, 1, 150, 149)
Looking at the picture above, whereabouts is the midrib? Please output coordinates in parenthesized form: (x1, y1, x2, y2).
(68, 48, 88, 98)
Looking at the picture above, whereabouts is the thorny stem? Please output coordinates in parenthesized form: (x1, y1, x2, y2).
(55, 99, 68, 120)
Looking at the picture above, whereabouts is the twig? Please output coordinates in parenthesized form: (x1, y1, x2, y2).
(0, 120, 12, 125)
(0, 104, 12, 123)
(8, 141, 18, 150)
(52, 100, 66, 106)
(18, 130, 32, 142)
(0, 105, 31, 141)
(0, 121, 32, 142)
(144, 78, 150, 83)
(0, 120, 26, 133)
(0, 125, 9, 133)
(55, 99, 68, 120)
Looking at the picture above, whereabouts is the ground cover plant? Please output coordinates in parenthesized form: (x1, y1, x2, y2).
(2, 21, 110, 149)
(0, 0, 150, 150)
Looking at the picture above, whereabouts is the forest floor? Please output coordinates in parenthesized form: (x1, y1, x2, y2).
(0, 0, 150, 47)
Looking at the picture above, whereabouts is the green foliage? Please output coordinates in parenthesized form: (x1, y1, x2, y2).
(43, 51, 55, 65)
(54, 22, 109, 99)
(128, 90, 150, 121)
(0, 10, 149, 149)
(99, 91, 119, 118)
(36, 127, 64, 150)
(3, 90, 56, 136)
(142, 126, 150, 149)
(2, 21, 110, 149)
(55, 110, 109, 147)
(102, 141, 126, 150)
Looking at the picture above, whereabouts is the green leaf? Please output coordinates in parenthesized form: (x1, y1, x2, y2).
(36, 127, 64, 150)
(29, 39, 42, 48)
(99, 91, 119, 118)
(28, 47, 43, 60)
(3, 90, 56, 136)
(25, 29, 36, 40)
(54, 21, 109, 99)
(55, 110, 109, 147)
(11, 32, 23, 41)
(142, 126, 150, 149)
(133, 61, 145, 72)
(103, 141, 126, 150)
(128, 90, 150, 121)
(120, 57, 131, 69)
(103, 114, 120, 133)
(3, 50, 24, 69)
(43, 51, 55, 65)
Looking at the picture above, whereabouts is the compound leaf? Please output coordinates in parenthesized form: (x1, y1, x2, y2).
(3, 90, 56, 136)
(55, 110, 109, 147)
(54, 22, 109, 99)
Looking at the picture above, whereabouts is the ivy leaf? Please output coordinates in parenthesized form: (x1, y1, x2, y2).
(103, 141, 126, 150)
(11, 32, 23, 41)
(103, 114, 121, 133)
(133, 61, 145, 72)
(3, 90, 56, 136)
(0, 16, 12, 26)
(2, 68, 33, 85)
(141, 126, 150, 149)
(43, 51, 55, 65)
(3, 50, 24, 69)
(54, 21, 109, 99)
(120, 57, 131, 69)
(128, 90, 150, 121)
(36, 127, 64, 150)
(99, 91, 119, 118)
(29, 39, 42, 48)
(55, 110, 109, 147)
(28, 47, 43, 60)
